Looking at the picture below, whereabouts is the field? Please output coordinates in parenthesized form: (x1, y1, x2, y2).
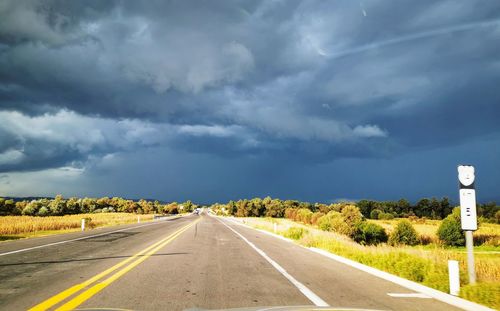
(0, 213, 154, 240)
(238, 217, 500, 309)
(369, 218, 500, 247)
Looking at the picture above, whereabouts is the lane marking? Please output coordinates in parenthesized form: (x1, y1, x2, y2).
(216, 218, 329, 307)
(29, 218, 199, 311)
(0, 215, 184, 257)
(387, 293, 431, 299)
(54, 220, 197, 311)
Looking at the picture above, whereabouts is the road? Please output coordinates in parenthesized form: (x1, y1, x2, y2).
(0, 212, 463, 311)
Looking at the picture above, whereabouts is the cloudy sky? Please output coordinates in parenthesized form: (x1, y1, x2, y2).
(0, 0, 499, 204)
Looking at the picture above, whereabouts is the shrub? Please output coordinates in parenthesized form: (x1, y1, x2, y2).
(317, 211, 350, 235)
(437, 207, 465, 246)
(419, 234, 434, 245)
(310, 212, 325, 225)
(416, 217, 428, 224)
(340, 205, 363, 236)
(284, 227, 307, 240)
(83, 217, 96, 229)
(370, 209, 382, 219)
(379, 212, 394, 220)
(167, 206, 179, 214)
(317, 211, 341, 232)
(284, 208, 297, 220)
(352, 222, 388, 245)
(473, 234, 498, 246)
(408, 215, 418, 222)
(389, 219, 419, 246)
(495, 210, 500, 224)
(296, 208, 313, 224)
(317, 206, 363, 237)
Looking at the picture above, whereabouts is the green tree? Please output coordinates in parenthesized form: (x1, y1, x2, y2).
(370, 209, 382, 219)
(437, 207, 465, 246)
(440, 197, 452, 219)
(389, 220, 419, 246)
(0, 198, 15, 215)
(22, 201, 41, 215)
(14, 201, 26, 215)
(66, 197, 80, 214)
(397, 198, 411, 216)
(356, 199, 374, 218)
(38, 206, 50, 216)
(81, 198, 97, 213)
(416, 198, 431, 218)
(265, 199, 285, 218)
(182, 200, 194, 212)
(49, 195, 66, 215)
(0, 198, 4, 215)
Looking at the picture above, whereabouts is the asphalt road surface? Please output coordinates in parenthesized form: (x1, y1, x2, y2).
(0, 211, 463, 311)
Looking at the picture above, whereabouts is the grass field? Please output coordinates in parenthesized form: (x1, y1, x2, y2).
(369, 218, 500, 247)
(0, 213, 154, 240)
(238, 217, 500, 309)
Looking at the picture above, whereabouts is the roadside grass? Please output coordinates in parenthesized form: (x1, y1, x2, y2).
(0, 213, 154, 240)
(239, 217, 500, 309)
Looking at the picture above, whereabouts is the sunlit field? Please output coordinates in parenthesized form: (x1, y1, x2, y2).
(369, 218, 500, 247)
(239, 217, 500, 309)
(0, 213, 154, 240)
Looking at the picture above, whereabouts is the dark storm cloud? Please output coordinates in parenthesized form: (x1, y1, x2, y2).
(0, 0, 499, 201)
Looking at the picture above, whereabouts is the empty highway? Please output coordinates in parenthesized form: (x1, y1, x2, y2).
(0, 212, 465, 310)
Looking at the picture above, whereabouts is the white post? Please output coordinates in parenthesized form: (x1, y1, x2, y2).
(81, 218, 85, 231)
(448, 260, 460, 296)
(458, 165, 478, 285)
(137, 215, 140, 223)
(465, 231, 476, 284)
(273, 222, 277, 233)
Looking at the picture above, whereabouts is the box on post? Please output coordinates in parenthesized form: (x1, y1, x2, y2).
(458, 165, 477, 231)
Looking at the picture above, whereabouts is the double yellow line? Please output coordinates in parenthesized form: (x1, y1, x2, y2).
(30, 218, 200, 311)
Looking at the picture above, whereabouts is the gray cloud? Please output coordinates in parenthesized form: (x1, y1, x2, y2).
(0, 0, 499, 201)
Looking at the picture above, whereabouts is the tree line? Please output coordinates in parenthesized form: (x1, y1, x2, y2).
(0, 195, 197, 216)
(1, 195, 498, 223)
(211, 196, 500, 223)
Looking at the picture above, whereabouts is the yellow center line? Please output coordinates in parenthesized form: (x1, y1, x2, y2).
(55, 222, 196, 310)
(29, 218, 200, 311)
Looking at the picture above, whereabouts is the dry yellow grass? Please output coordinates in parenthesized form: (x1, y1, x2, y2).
(0, 213, 153, 237)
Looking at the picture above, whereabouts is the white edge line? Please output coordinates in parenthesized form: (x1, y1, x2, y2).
(387, 293, 431, 298)
(218, 216, 494, 311)
(0, 215, 184, 257)
(215, 217, 329, 307)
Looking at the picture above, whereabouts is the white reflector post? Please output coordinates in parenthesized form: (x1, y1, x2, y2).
(448, 260, 460, 296)
(81, 218, 85, 232)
